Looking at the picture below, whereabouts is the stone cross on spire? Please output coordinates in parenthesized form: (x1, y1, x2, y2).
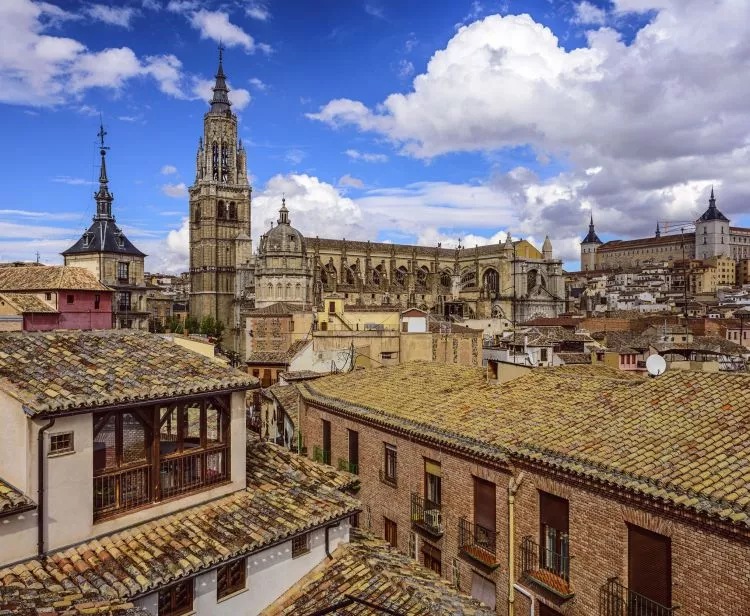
(94, 118, 114, 220)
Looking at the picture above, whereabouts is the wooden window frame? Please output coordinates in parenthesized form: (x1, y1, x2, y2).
(292, 532, 310, 558)
(157, 579, 193, 616)
(422, 543, 442, 576)
(384, 517, 398, 549)
(217, 558, 246, 600)
(49, 432, 74, 456)
(383, 443, 397, 483)
(424, 459, 442, 507)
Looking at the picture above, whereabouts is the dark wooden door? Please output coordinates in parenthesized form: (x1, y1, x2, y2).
(474, 478, 496, 531)
(348, 429, 359, 468)
(628, 525, 671, 609)
(322, 420, 331, 457)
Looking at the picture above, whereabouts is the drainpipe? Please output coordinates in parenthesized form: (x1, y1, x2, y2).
(37, 418, 56, 556)
(508, 472, 525, 616)
(514, 584, 535, 616)
(325, 521, 341, 559)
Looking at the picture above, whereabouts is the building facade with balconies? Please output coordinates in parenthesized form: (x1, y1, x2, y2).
(298, 361, 750, 615)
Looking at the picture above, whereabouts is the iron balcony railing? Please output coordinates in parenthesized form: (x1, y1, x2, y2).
(313, 446, 331, 465)
(337, 458, 359, 475)
(459, 518, 500, 567)
(600, 577, 678, 616)
(520, 535, 573, 598)
(410, 493, 444, 537)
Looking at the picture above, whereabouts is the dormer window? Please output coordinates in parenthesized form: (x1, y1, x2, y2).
(82, 233, 91, 248)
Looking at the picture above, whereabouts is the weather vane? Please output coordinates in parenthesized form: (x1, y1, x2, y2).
(97, 115, 108, 150)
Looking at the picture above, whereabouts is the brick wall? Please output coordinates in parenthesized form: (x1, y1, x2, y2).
(301, 400, 750, 615)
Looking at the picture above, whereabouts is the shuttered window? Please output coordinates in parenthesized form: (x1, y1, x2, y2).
(539, 492, 569, 533)
(384, 517, 398, 548)
(422, 542, 442, 576)
(424, 459, 442, 506)
(628, 524, 671, 607)
(348, 429, 359, 470)
(539, 491, 570, 577)
(474, 478, 496, 532)
(322, 420, 331, 459)
(471, 573, 496, 610)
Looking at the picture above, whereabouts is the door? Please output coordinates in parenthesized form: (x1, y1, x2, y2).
(474, 478, 496, 553)
(628, 525, 671, 611)
(348, 429, 359, 472)
(322, 420, 331, 463)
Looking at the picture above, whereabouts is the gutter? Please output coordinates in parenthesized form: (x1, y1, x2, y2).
(507, 472, 525, 616)
(514, 583, 534, 616)
(37, 418, 56, 556)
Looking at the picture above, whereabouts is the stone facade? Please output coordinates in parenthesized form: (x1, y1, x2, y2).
(581, 190, 750, 271)
(189, 50, 252, 352)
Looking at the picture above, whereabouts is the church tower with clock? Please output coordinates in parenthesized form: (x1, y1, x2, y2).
(189, 47, 252, 353)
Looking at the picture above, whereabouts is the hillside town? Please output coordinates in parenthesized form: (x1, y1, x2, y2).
(2, 2, 750, 615)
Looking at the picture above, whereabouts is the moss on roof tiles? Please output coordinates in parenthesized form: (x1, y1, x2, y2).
(0, 330, 257, 415)
(301, 361, 750, 528)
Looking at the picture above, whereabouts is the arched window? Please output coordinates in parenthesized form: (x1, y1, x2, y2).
(275, 284, 282, 299)
(229, 201, 236, 220)
(212, 142, 219, 180)
(483, 268, 499, 294)
(440, 270, 452, 288)
(295, 283, 301, 298)
(267, 283, 272, 298)
(220, 143, 229, 182)
(194, 205, 201, 223)
(217, 200, 226, 220)
(416, 266, 429, 289)
(285, 283, 291, 299)
(346, 266, 356, 285)
(395, 266, 408, 287)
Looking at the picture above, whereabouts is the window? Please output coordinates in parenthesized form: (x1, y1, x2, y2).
(628, 524, 671, 609)
(66, 294, 74, 304)
(328, 301, 336, 314)
(289, 319, 295, 332)
(228, 201, 237, 220)
(322, 419, 331, 465)
(252, 369, 260, 378)
(158, 580, 193, 616)
(384, 517, 398, 548)
(217, 558, 246, 600)
(347, 429, 359, 474)
(45, 292, 51, 301)
(218, 200, 226, 220)
(471, 573, 496, 610)
(94, 294, 101, 310)
(422, 543, 441, 576)
(539, 491, 570, 579)
(424, 459, 442, 506)
(117, 262, 129, 281)
(93, 400, 229, 521)
(292, 532, 310, 558)
(49, 432, 74, 456)
(383, 443, 397, 484)
(540, 348, 548, 362)
(402, 321, 409, 333)
(474, 477, 496, 535)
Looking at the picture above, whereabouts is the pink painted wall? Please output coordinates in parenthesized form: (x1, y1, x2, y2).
(24, 291, 113, 331)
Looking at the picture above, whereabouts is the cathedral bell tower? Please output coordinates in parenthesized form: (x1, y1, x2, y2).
(189, 46, 252, 351)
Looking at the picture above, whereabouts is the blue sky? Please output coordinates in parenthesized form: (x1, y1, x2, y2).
(1, 0, 749, 272)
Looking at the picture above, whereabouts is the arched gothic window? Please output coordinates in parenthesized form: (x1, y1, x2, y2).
(212, 143, 219, 180)
(217, 200, 226, 220)
(483, 268, 499, 294)
(221, 143, 229, 183)
(229, 202, 237, 220)
(440, 270, 452, 288)
(194, 205, 201, 223)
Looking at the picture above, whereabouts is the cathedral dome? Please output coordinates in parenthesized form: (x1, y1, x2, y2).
(263, 199, 305, 255)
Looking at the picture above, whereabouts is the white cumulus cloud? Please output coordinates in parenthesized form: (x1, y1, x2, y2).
(161, 165, 178, 175)
(162, 182, 188, 198)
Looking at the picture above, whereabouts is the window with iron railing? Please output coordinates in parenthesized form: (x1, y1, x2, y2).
(411, 493, 444, 537)
(599, 577, 678, 616)
(92, 397, 230, 521)
(520, 535, 573, 599)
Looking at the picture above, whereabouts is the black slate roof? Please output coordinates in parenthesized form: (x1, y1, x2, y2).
(63, 218, 146, 257)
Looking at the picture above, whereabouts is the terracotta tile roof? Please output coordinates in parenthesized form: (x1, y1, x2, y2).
(279, 370, 325, 383)
(0, 266, 110, 292)
(0, 588, 149, 615)
(267, 384, 300, 431)
(300, 362, 750, 528)
(0, 439, 358, 604)
(0, 478, 35, 518)
(263, 529, 495, 615)
(247, 339, 311, 365)
(0, 330, 257, 416)
(556, 352, 591, 365)
(0, 293, 57, 314)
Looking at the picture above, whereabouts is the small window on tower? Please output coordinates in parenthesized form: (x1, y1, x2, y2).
(229, 202, 236, 220)
(195, 205, 201, 223)
(218, 201, 226, 220)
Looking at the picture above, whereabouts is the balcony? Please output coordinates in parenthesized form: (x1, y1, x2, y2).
(159, 446, 229, 500)
(379, 468, 397, 488)
(411, 493, 444, 537)
(337, 458, 358, 475)
(599, 577, 678, 616)
(459, 518, 501, 568)
(93, 465, 151, 519)
(312, 446, 330, 465)
(520, 536, 574, 599)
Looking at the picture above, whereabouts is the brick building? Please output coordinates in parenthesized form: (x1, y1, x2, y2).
(0, 265, 112, 330)
(298, 362, 750, 615)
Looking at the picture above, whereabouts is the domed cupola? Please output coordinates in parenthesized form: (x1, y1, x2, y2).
(264, 197, 305, 255)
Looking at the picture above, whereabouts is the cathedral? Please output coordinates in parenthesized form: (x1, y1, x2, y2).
(580, 189, 750, 271)
(189, 50, 564, 353)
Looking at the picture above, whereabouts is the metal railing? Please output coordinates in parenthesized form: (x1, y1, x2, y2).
(313, 446, 331, 465)
(337, 458, 359, 475)
(411, 493, 444, 536)
(520, 535, 572, 597)
(93, 465, 151, 520)
(247, 410, 262, 435)
(600, 577, 678, 616)
(159, 446, 229, 500)
(459, 518, 500, 567)
(379, 468, 397, 487)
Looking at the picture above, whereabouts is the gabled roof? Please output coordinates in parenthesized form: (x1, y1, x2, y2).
(0, 439, 358, 603)
(0, 478, 35, 518)
(300, 362, 750, 529)
(247, 339, 310, 366)
(62, 219, 145, 258)
(0, 330, 256, 416)
(0, 266, 109, 292)
(264, 529, 495, 615)
(0, 293, 57, 314)
(0, 588, 149, 616)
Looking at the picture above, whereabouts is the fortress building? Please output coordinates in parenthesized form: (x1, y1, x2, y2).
(580, 189, 750, 271)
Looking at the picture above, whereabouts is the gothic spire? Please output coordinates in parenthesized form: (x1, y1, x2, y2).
(655, 221, 661, 238)
(582, 210, 602, 244)
(209, 44, 232, 114)
(94, 118, 114, 220)
(697, 185, 729, 223)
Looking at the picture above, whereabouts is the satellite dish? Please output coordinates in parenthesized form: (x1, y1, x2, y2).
(646, 354, 667, 377)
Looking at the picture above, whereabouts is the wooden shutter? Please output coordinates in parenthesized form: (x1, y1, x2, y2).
(322, 420, 331, 454)
(425, 460, 442, 477)
(348, 429, 359, 467)
(474, 478, 496, 532)
(539, 491, 569, 534)
(628, 525, 671, 607)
